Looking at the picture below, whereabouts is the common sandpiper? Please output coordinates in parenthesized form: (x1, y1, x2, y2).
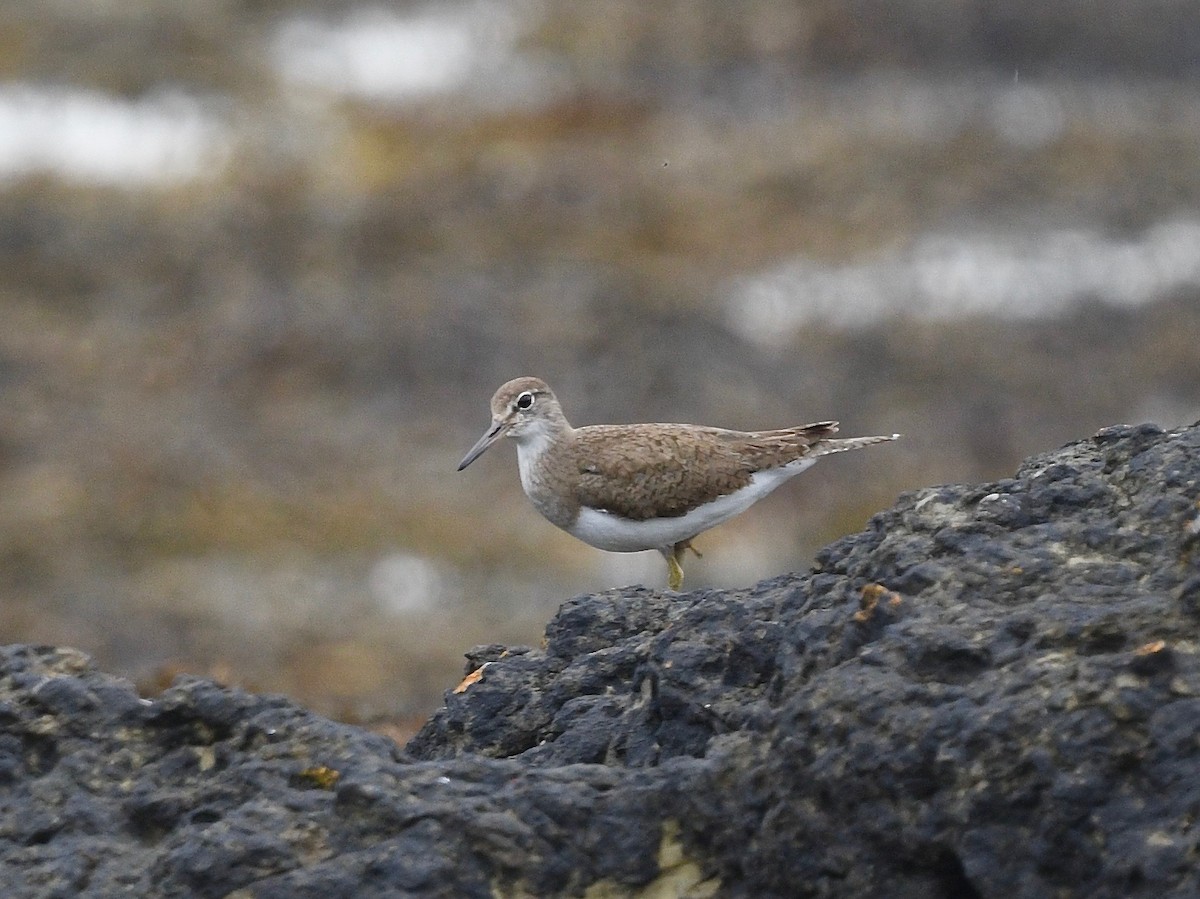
(458, 376, 898, 590)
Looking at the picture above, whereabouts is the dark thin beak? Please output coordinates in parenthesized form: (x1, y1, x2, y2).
(457, 421, 505, 470)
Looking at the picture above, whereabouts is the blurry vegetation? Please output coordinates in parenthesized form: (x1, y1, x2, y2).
(1, 0, 1199, 728)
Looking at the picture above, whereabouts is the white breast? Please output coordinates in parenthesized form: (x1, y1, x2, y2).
(566, 457, 819, 553)
(515, 428, 555, 495)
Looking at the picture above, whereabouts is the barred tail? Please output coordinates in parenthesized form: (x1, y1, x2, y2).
(811, 433, 900, 457)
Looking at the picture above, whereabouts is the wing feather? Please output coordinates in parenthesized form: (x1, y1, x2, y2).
(570, 422, 836, 521)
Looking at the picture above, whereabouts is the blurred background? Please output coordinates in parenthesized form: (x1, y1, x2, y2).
(3, 0, 1199, 733)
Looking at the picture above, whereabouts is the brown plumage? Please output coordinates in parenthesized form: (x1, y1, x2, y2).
(570, 422, 840, 521)
(458, 376, 898, 589)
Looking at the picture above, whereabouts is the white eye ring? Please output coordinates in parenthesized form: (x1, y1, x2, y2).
(515, 391, 535, 410)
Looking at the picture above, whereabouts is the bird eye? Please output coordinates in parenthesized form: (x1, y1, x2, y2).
(515, 391, 534, 410)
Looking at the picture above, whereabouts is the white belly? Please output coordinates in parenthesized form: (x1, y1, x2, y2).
(566, 458, 818, 552)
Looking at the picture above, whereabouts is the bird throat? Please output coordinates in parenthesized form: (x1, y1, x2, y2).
(515, 426, 578, 530)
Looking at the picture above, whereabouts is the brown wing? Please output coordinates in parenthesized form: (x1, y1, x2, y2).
(571, 422, 838, 520)
(738, 422, 841, 459)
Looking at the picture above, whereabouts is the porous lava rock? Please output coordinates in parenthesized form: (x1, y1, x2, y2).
(2, 422, 1198, 897)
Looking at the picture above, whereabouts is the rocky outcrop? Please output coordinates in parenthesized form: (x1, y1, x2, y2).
(2, 422, 1198, 897)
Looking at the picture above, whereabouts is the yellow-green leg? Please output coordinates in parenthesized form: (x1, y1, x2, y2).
(665, 551, 685, 590)
(662, 541, 699, 591)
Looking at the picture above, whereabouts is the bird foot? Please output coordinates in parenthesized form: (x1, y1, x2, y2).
(666, 553, 685, 591)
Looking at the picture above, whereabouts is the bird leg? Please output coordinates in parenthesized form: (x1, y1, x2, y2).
(662, 540, 699, 591)
(666, 554, 684, 591)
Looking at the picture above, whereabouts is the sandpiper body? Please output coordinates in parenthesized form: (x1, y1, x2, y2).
(458, 376, 898, 589)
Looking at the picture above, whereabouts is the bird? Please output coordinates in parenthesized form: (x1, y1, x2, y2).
(457, 377, 898, 590)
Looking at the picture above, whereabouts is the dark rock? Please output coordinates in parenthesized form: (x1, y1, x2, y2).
(3, 422, 1200, 897)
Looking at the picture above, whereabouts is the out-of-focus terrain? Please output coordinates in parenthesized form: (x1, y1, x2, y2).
(2, 0, 1199, 728)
